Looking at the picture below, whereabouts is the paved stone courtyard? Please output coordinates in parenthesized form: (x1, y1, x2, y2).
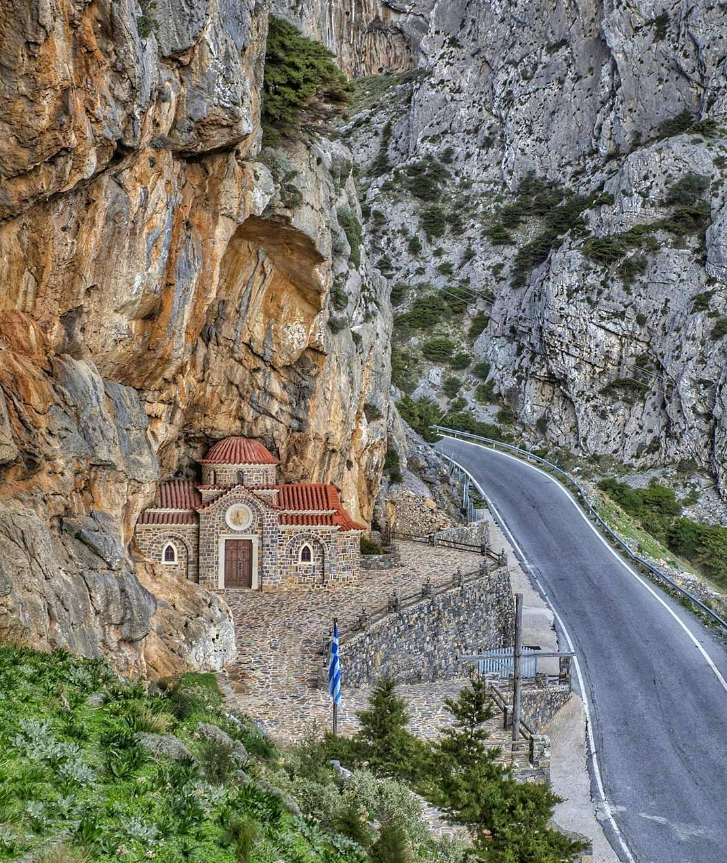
(223, 541, 489, 739)
(221, 535, 536, 777)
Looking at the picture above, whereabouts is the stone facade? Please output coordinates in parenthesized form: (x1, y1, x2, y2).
(135, 437, 365, 591)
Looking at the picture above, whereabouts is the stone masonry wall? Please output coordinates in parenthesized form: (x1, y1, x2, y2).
(135, 524, 200, 583)
(278, 528, 359, 587)
(520, 684, 572, 734)
(201, 465, 278, 487)
(198, 489, 279, 590)
(341, 567, 514, 687)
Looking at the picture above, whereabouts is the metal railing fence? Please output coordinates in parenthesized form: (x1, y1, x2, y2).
(433, 426, 727, 633)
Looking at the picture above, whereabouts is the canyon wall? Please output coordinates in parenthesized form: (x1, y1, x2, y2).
(285, 0, 726, 495)
(0, 0, 390, 674)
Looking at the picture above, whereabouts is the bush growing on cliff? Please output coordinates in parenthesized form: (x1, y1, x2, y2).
(422, 336, 456, 362)
(262, 17, 351, 138)
(338, 208, 364, 268)
(396, 396, 442, 442)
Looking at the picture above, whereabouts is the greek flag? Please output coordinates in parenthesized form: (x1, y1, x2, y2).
(328, 621, 341, 706)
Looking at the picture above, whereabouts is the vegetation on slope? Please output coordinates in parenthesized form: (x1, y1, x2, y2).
(262, 17, 351, 142)
(0, 646, 368, 863)
(0, 646, 587, 863)
(321, 677, 587, 862)
(598, 478, 727, 590)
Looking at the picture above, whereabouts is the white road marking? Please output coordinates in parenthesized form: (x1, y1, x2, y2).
(447, 438, 727, 696)
(443, 442, 637, 863)
(637, 813, 706, 843)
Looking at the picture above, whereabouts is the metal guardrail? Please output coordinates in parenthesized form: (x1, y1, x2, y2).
(433, 426, 727, 633)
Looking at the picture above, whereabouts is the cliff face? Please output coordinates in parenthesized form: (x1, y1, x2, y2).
(310, 0, 726, 495)
(270, 0, 432, 76)
(0, 0, 390, 675)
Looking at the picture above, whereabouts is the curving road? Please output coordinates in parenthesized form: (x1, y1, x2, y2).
(438, 436, 727, 863)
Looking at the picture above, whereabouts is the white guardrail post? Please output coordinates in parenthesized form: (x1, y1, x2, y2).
(433, 425, 727, 633)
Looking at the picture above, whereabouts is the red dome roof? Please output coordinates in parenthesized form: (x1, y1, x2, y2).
(199, 436, 280, 465)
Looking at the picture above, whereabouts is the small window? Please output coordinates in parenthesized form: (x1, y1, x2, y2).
(299, 544, 312, 564)
(162, 543, 177, 564)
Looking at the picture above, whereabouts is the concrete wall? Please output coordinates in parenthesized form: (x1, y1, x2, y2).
(341, 567, 514, 687)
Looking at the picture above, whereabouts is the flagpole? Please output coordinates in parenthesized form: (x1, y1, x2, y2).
(332, 616, 338, 736)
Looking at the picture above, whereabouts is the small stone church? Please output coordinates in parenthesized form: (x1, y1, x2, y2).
(135, 436, 365, 591)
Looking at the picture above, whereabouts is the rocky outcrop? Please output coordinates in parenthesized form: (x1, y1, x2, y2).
(270, 0, 433, 77)
(321, 0, 727, 496)
(0, 1, 391, 673)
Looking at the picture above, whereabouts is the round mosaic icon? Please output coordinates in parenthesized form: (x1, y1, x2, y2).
(226, 504, 252, 531)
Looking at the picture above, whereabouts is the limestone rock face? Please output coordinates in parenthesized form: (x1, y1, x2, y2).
(270, 0, 434, 76)
(0, 1, 390, 674)
(297, 0, 727, 495)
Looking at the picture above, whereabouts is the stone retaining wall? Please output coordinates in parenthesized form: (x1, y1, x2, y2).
(521, 684, 572, 733)
(433, 521, 489, 545)
(340, 567, 514, 687)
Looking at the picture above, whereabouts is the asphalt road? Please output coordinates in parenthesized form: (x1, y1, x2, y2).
(438, 437, 727, 863)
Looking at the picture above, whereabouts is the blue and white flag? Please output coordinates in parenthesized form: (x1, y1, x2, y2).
(328, 622, 341, 706)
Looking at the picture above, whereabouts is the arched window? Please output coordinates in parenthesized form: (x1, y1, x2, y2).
(162, 543, 177, 565)
(299, 544, 313, 564)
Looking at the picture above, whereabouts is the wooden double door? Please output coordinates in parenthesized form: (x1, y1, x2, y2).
(225, 539, 253, 588)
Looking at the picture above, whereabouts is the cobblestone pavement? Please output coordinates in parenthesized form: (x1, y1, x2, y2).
(223, 541, 489, 741)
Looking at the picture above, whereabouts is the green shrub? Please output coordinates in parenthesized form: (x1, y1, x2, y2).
(391, 345, 419, 394)
(422, 336, 456, 361)
(618, 255, 648, 285)
(472, 360, 491, 379)
(390, 283, 408, 306)
(227, 816, 260, 863)
(657, 109, 694, 139)
(371, 818, 414, 863)
(383, 446, 402, 483)
(328, 315, 347, 334)
(468, 311, 489, 341)
(330, 284, 348, 310)
(395, 294, 449, 335)
(635, 312, 647, 326)
(364, 403, 384, 422)
(496, 404, 516, 425)
(475, 381, 496, 403)
(372, 120, 393, 177)
(442, 286, 471, 315)
(450, 352, 471, 370)
(599, 479, 727, 588)
(407, 235, 422, 255)
(487, 223, 515, 245)
(396, 396, 442, 442)
(361, 536, 383, 555)
(711, 317, 727, 340)
(137, 0, 159, 37)
(420, 206, 446, 240)
(442, 375, 462, 398)
(691, 290, 714, 313)
(355, 678, 427, 780)
(262, 17, 350, 133)
(337, 208, 363, 268)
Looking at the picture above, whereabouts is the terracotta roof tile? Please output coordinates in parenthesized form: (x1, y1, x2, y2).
(138, 511, 198, 525)
(271, 483, 366, 531)
(199, 436, 280, 465)
(157, 480, 202, 509)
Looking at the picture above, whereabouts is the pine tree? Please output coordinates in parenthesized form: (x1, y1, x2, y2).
(355, 676, 426, 778)
(262, 17, 351, 132)
(370, 818, 414, 863)
(428, 677, 586, 862)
